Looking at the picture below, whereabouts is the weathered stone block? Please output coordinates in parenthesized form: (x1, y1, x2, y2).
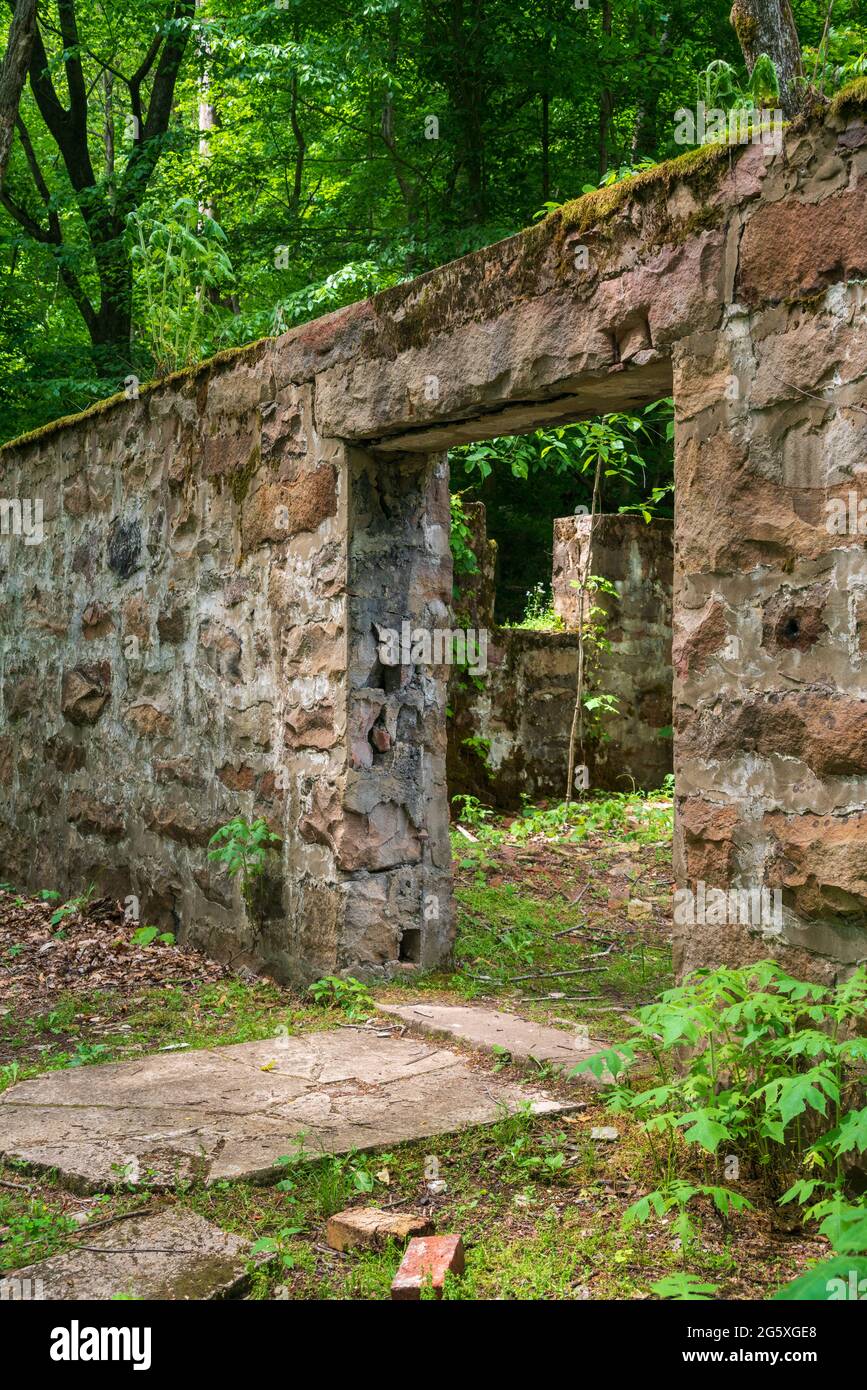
(326, 1208, 433, 1252)
(61, 665, 110, 725)
(241, 467, 337, 551)
(738, 180, 867, 305)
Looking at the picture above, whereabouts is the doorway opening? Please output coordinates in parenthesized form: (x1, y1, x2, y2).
(442, 403, 675, 814)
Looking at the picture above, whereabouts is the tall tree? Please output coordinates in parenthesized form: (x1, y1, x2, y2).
(0, 0, 37, 186)
(730, 0, 804, 115)
(1, 0, 195, 368)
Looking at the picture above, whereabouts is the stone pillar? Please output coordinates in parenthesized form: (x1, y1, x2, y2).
(552, 513, 673, 792)
(336, 448, 454, 974)
(672, 279, 867, 983)
(453, 500, 497, 630)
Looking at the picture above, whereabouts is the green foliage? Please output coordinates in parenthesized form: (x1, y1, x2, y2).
(803, 27, 867, 94)
(128, 199, 235, 375)
(450, 402, 673, 621)
(274, 1132, 389, 1217)
(66, 1042, 110, 1068)
(449, 491, 481, 578)
(307, 975, 372, 1021)
(451, 793, 495, 828)
(2, 1, 864, 446)
(469, 788, 674, 846)
(774, 1255, 867, 1301)
(250, 1227, 306, 1271)
(696, 55, 780, 112)
(650, 1271, 720, 1300)
(460, 735, 494, 773)
(130, 925, 175, 947)
(0, 1196, 77, 1268)
(1, 1062, 21, 1091)
(49, 885, 95, 930)
(453, 406, 666, 491)
(495, 1121, 573, 1181)
(208, 817, 281, 890)
(589, 157, 659, 190)
(565, 572, 620, 733)
(504, 581, 563, 631)
(574, 961, 867, 1246)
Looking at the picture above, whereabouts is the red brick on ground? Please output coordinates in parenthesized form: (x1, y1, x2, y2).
(390, 1235, 465, 1300)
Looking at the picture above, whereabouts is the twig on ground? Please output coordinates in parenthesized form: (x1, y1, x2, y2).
(519, 994, 600, 1002)
(455, 825, 478, 842)
(507, 967, 607, 982)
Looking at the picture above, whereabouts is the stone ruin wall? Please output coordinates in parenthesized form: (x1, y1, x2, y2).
(0, 357, 453, 983)
(672, 173, 867, 982)
(447, 505, 673, 806)
(446, 500, 579, 806)
(1, 90, 866, 985)
(552, 513, 673, 793)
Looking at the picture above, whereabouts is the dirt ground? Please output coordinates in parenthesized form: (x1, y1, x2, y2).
(0, 795, 834, 1299)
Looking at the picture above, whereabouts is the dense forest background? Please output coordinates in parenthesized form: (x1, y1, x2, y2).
(0, 0, 864, 613)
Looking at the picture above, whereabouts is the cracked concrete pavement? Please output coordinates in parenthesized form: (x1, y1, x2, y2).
(0, 1027, 568, 1191)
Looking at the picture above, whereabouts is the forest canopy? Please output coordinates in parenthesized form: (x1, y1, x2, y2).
(1, 0, 863, 445)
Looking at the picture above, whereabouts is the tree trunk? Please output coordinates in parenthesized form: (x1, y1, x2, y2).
(0, 0, 37, 187)
(90, 217, 133, 366)
(730, 0, 803, 117)
(597, 0, 613, 177)
(1, 0, 195, 371)
(541, 90, 550, 201)
(631, 15, 670, 159)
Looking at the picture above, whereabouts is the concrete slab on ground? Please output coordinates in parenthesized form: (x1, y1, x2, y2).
(0, 1029, 567, 1191)
(378, 1002, 610, 1085)
(5, 1207, 255, 1300)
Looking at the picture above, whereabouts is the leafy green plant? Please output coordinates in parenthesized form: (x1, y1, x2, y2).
(504, 581, 563, 632)
(307, 975, 372, 1021)
(565, 572, 620, 739)
(451, 793, 494, 829)
(208, 817, 281, 893)
(449, 491, 481, 578)
(650, 1271, 719, 1301)
(50, 884, 95, 929)
(1, 1062, 21, 1090)
(128, 198, 234, 375)
(625, 1177, 753, 1256)
(130, 925, 175, 948)
(587, 157, 658, 191)
(802, 27, 867, 95)
(460, 735, 494, 775)
(773, 1183, 867, 1299)
(270, 260, 397, 336)
(0, 1198, 77, 1270)
(574, 961, 867, 1246)
(250, 1227, 305, 1272)
(66, 1042, 110, 1068)
(32, 999, 78, 1035)
(508, 788, 673, 845)
(696, 55, 780, 115)
(774, 1255, 867, 1301)
(452, 404, 670, 493)
(276, 1136, 389, 1217)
